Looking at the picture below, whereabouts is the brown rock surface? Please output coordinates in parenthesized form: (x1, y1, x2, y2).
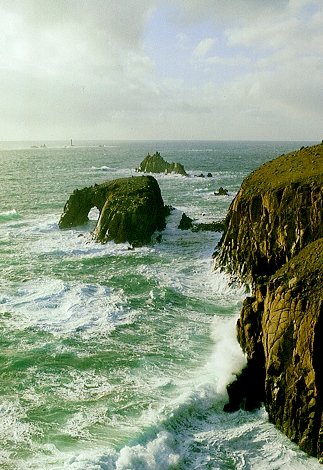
(216, 143, 323, 460)
(218, 143, 323, 283)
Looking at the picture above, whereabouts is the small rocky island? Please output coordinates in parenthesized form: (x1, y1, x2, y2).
(59, 176, 166, 246)
(216, 143, 323, 460)
(136, 152, 188, 176)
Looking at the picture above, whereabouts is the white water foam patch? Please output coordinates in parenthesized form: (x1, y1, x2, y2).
(207, 314, 246, 395)
(64, 406, 110, 440)
(0, 278, 132, 338)
(0, 209, 20, 222)
(90, 165, 117, 172)
(0, 399, 38, 446)
(26, 212, 155, 260)
(114, 431, 180, 469)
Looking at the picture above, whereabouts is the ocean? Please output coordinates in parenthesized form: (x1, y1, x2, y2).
(0, 140, 321, 470)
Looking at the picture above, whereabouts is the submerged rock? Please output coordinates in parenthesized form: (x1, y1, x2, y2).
(137, 152, 188, 176)
(59, 176, 166, 246)
(216, 143, 323, 460)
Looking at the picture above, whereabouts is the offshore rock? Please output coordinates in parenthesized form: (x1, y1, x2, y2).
(59, 176, 166, 246)
(217, 143, 323, 460)
(178, 212, 194, 230)
(137, 152, 188, 176)
(214, 187, 229, 196)
(178, 213, 225, 232)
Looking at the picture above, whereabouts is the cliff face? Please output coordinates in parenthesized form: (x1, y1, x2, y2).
(218, 144, 323, 283)
(217, 143, 323, 460)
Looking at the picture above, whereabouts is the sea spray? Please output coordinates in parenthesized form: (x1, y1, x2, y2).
(208, 315, 247, 396)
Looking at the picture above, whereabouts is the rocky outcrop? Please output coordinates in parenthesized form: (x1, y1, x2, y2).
(59, 176, 166, 246)
(178, 213, 225, 232)
(214, 187, 229, 196)
(216, 143, 323, 460)
(137, 152, 188, 176)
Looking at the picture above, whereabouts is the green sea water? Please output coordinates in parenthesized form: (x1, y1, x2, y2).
(0, 140, 321, 469)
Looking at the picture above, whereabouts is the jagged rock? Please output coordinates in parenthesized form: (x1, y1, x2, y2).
(59, 176, 166, 246)
(216, 143, 323, 460)
(178, 213, 194, 230)
(214, 187, 229, 196)
(137, 152, 188, 176)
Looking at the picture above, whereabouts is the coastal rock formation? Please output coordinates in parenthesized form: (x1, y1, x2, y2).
(137, 152, 188, 176)
(178, 213, 225, 232)
(214, 187, 229, 196)
(218, 144, 323, 283)
(216, 143, 323, 460)
(59, 176, 166, 246)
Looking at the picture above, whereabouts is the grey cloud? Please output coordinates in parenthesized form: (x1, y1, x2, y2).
(0, 0, 322, 141)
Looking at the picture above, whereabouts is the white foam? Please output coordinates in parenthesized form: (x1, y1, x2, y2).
(90, 165, 117, 172)
(0, 399, 37, 445)
(0, 278, 132, 338)
(207, 314, 247, 395)
(0, 209, 20, 222)
(115, 431, 180, 469)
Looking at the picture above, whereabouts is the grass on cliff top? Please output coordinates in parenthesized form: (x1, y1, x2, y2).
(242, 143, 323, 196)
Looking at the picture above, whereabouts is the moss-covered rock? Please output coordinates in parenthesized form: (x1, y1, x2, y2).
(59, 176, 166, 246)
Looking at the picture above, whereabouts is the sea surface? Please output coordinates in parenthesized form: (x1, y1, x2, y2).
(0, 140, 321, 470)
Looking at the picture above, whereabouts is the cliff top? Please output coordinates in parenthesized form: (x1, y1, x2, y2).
(242, 143, 323, 197)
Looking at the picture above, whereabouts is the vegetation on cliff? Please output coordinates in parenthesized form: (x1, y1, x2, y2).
(240, 143, 323, 197)
(216, 142, 323, 461)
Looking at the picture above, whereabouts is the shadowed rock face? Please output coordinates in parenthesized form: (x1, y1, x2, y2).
(137, 152, 188, 176)
(59, 176, 166, 246)
(216, 143, 323, 460)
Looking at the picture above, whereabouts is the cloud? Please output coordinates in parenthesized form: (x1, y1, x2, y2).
(0, 0, 322, 140)
(192, 37, 217, 60)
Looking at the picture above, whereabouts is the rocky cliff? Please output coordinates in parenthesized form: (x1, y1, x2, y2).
(59, 176, 166, 246)
(216, 143, 323, 460)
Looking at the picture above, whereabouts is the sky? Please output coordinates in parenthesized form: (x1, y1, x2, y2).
(0, 0, 322, 141)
